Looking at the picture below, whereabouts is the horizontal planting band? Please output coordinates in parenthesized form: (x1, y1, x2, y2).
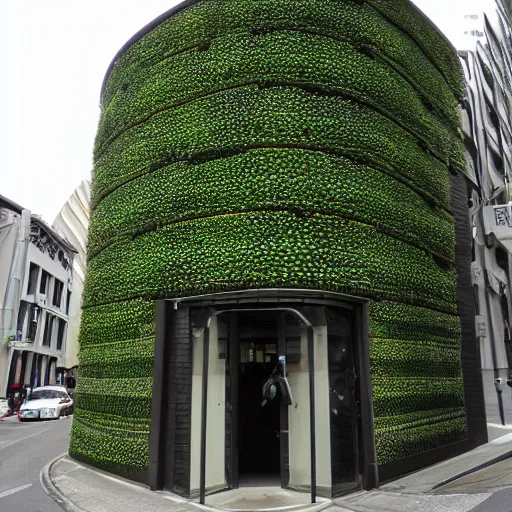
(70, 421, 149, 470)
(103, 0, 461, 126)
(78, 377, 153, 399)
(370, 338, 462, 379)
(74, 393, 152, 418)
(88, 148, 455, 260)
(92, 86, 454, 208)
(371, 376, 465, 417)
(78, 298, 155, 348)
(79, 336, 154, 365)
(82, 211, 458, 312)
(373, 406, 466, 430)
(79, 358, 154, 379)
(366, 0, 464, 97)
(369, 301, 462, 342)
(74, 409, 151, 434)
(96, 30, 461, 160)
(375, 416, 467, 464)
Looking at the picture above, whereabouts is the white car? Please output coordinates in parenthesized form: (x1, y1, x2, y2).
(19, 385, 73, 421)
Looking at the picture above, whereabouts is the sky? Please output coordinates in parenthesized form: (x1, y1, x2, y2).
(0, 1, 496, 224)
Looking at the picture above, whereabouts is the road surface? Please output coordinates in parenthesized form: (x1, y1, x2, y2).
(0, 414, 72, 511)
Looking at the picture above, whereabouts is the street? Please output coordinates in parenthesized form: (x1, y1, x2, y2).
(0, 415, 72, 512)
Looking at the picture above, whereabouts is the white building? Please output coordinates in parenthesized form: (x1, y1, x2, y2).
(52, 180, 91, 371)
(0, 194, 77, 397)
(459, 0, 512, 432)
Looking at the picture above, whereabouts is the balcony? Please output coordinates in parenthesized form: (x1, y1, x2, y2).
(484, 203, 512, 251)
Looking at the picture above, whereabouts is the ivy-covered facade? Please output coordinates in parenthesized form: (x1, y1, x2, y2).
(70, 0, 487, 497)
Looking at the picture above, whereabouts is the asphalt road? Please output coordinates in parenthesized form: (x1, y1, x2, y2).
(0, 414, 72, 512)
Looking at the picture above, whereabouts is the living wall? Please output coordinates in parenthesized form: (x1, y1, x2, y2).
(71, 0, 468, 477)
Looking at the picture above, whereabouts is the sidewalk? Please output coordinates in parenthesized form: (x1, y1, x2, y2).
(42, 434, 512, 512)
(0, 399, 7, 416)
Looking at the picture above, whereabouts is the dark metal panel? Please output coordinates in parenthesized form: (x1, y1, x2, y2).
(378, 439, 471, 484)
(226, 312, 240, 489)
(356, 303, 378, 490)
(149, 300, 168, 490)
(277, 312, 290, 488)
(450, 173, 488, 447)
(167, 306, 193, 496)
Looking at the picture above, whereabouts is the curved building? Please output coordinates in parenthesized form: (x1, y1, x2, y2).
(53, 180, 91, 371)
(70, 0, 487, 498)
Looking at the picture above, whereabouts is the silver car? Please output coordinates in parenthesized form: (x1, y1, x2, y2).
(19, 385, 74, 421)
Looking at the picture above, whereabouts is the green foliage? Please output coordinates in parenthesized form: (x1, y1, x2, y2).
(72, 0, 468, 477)
(102, 0, 461, 131)
(96, 30, 462, 167)
(83, 212, 458, 311)
(92, 86, 455, 209)
(88, 149, 455, 260)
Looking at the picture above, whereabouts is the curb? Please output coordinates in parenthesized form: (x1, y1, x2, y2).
(431, 451, 512, 491)
(40, 453, 84, 512)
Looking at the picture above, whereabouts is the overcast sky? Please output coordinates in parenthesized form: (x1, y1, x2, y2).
(0, 1, 494, 224)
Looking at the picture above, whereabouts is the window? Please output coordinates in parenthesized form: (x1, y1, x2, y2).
(39, 270, 50, 295)
(56, 319, 66, 351)
(27, 263, 39, 295)
(29, 389, 67, 400)
(16, 301, 28, 337)
(42, 313, 54, 347)
(66, 290, 71, 315)
(27, 305, 40, 341)
(52, 279, 63, 308)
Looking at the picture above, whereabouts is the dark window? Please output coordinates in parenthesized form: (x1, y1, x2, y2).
(27, 304, 40, 341)
(66, 290, 71, 315)
(16, 301, 28, 335)
(53, 279, 63, 308)
(42, 313, 54, 347)
(27, 263, 39, 295)
(39, 270, 50, 294)
(29, 389, 67, 400)
(56, 319, 66, 350)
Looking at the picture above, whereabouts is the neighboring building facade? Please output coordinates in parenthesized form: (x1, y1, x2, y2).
(0, 195, 76, 397)
(70, 0, 486, 501)
(53, 180, 91, 372)
(459, 0, 512, 430)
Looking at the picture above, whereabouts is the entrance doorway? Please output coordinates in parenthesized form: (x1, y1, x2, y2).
(149, 294, 377, 501)
(223, 311, 290, 488)
(235, 312, 282, 485)
(238, 349, 281, 483)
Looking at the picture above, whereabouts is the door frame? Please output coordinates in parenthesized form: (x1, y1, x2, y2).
(148, 289, 378, 499)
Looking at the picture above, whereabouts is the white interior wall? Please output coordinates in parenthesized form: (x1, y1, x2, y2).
(288, 325, 331, 494)
(190, 316, 226, 494)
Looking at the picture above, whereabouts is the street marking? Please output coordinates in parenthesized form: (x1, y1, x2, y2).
(0, 483, 32, 499)
(0, 425, 53, 451)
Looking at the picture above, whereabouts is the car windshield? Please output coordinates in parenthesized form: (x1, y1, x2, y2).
(29, 389, 67, 400)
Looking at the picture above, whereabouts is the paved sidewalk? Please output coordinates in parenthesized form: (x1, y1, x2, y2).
(42, 433, 512, 512)
(0, 399, 8, 416)
(43, 456, 334, 512)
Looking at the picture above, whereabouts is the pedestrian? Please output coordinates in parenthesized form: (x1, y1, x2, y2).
(7, 393, 15, 416)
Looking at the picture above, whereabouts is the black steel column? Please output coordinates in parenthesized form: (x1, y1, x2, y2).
(277, 312, 290, 488)
(228, 313, 240, 489)
(149, 300, 169, 490)
(356, 303, 378, 489)
(199, 323, 211, 504)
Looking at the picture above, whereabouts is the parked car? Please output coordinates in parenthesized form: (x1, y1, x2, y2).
(19, 385, 73, 421)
